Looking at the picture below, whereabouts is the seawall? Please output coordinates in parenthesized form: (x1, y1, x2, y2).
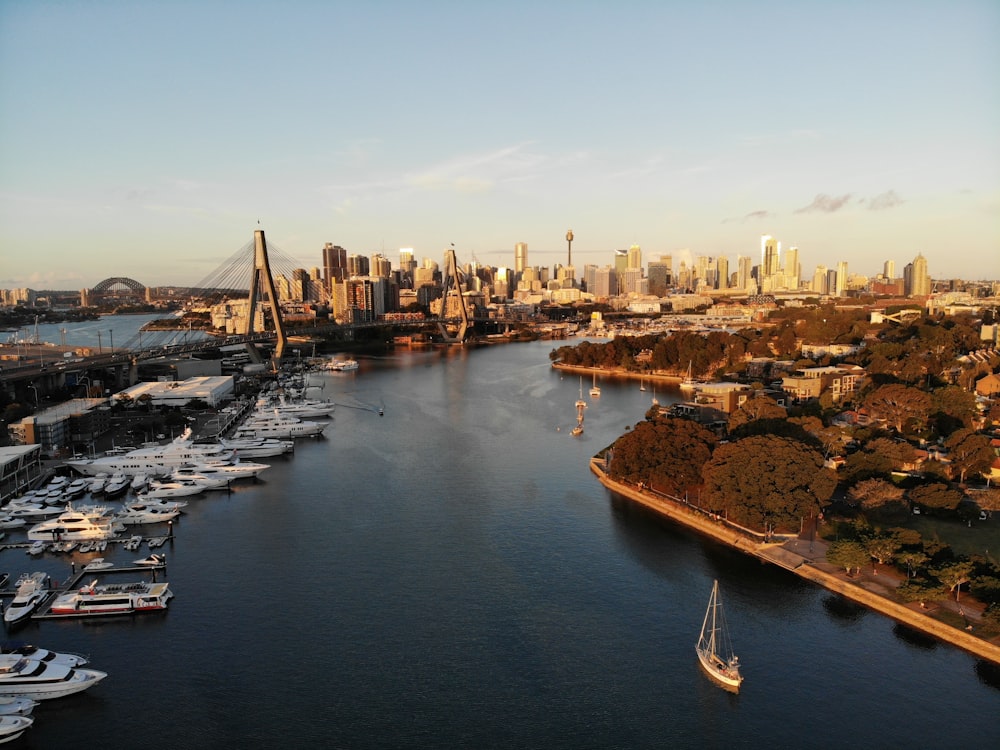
(589, 457, 1000, 666)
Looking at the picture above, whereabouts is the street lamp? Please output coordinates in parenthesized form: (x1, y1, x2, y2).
(97, 331, 103, 354)
(109, 329, 114, 354)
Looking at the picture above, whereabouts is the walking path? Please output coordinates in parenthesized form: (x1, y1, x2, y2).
(589, 457, 1000, 666)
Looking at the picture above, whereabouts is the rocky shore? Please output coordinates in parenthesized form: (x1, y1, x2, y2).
(589, 456, 1000, 666)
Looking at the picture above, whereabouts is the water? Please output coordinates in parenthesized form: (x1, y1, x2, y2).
(7, 312, 211, 352)
(6, 329, 1000, 748)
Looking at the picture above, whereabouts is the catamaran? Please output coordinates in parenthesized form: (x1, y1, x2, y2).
(696, 579, 743, 691)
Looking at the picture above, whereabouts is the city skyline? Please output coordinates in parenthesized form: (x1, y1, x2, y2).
(1, 1, 998, 290)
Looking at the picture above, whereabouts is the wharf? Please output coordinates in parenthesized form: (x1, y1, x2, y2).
(589, 456, 1000, 667)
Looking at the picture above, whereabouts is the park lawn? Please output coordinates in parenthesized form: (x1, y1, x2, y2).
(908, 513, 1000, 559)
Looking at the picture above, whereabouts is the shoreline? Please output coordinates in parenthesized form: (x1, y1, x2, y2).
(552, 361, 685, 384)
(589, 456, 1000, 667)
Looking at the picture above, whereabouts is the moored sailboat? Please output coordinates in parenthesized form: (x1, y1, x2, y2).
(696, 579, 743, 691)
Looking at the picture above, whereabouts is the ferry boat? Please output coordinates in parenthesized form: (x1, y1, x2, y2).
(50, 580, 174, 617)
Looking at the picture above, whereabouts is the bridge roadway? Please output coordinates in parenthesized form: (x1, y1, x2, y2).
(0, 314, 532, 393)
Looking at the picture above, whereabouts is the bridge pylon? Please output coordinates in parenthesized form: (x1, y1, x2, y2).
(245, 229, 288, 367)
(437, 247, 470, 344)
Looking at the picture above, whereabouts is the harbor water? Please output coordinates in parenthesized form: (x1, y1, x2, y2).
(5, 323, 1000, 748)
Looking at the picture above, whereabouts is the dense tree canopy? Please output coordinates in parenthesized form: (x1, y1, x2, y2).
(726, 394, 788, 432)
(701, 435, 836, 531)
(863, 384, 933, 434)
(944, 428, 996, 483)
(608, 416, 717, 497)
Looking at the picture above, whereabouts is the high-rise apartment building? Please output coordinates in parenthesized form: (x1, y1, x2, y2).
(515, 242, 528, 274)
(761, 235, 780, 277)
(370, 253, 392, 278)
(783, 247, 800, 290)
(627, 244, 642, 269)
(715, 256, 729, 290)
(322, 243, 348, 285)
(835, 261, 848, 296)
(905, 253, 931, 297)
(812, 265, 829, 294)
(883, 259, 895, 280)
(736, 255, 753, 292)
(647, 260, 670, 296)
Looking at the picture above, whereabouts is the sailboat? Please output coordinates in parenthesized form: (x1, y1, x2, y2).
(696, 580, 743, 692)
(679, 361, 697, 392)
(651, 384, 659, 407)
(575, 377, 587, 410)
(589, 372, 601, 398)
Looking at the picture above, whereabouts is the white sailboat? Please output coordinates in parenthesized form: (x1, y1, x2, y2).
(589, 372, 601, 398)
(696, 580, 743, 692)
(575, 377, 587, 410)
(679, 361, 697, 392)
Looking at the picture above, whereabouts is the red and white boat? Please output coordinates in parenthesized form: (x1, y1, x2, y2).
(49, 580, 173, 617)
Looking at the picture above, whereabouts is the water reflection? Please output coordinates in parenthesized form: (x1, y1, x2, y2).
(892, 623, 938, 651)
(822, 594, 868, 622)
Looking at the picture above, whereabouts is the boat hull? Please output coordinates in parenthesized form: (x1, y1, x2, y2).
(696, 647, 742, 691)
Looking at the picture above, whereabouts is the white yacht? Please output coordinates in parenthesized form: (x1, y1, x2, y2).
(0, 715, 33, 743)
(0, 696, 37, 717)
(0, 655, 107, 700)
(27, 506, 121, 542)
(173, 459, 269, 483)
(0, 644, 88, 668)
(218, 436, 294, 458)
(233, 412, 327, 439)
(3, 573, 48, 627)
(256, 394, 336, 419)
(322, 357, 359, 372)
(115, 504, 181, 525)
(135, 479, 206, 499)
(65, 428, 235, 477)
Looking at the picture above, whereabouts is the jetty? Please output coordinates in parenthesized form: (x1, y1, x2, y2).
(589, 456, 1000, 667)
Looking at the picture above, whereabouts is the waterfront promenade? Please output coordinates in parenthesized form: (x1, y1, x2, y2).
(589, 456, 1000, 666)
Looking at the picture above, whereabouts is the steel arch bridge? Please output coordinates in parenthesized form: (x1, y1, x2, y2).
(91, 276, 146, 294)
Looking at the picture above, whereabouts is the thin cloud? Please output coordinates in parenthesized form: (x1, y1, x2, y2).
(795, 193, 852, 213)
(744, 209, 771, 221)
(866, 190, 903, 210)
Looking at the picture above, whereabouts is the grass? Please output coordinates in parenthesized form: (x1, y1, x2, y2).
(908, 514, 1000, 559)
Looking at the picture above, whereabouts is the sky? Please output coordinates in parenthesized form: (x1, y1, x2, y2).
(1, 0, 998, 291)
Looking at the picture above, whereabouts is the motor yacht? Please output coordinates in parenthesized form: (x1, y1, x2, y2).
(64, 428, 235, 477)
(0, 696, 37, 717)
(217, 436, 294, 458)
(233, 412, 327, 440)
(0, 655, 107, 700)
(136, 479, 206, 499)
(0, 644, 88, 668)
(3, 573, 48, 628)
(27, 506, 121, 542)
(0, 715, 32, 743)
(115, 504, 181, 525)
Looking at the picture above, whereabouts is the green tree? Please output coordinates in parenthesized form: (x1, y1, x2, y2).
(931, 385, 979, 433)
(864, 535, 902, 566)
(934, 561, 975, 601)
(944, 428, 995, 484)
(826, 539, 869, 576)
(848, 478, 905, 510)
(909, 483, 963, 512)
(863, 384, 932, 434)
(726, 394, 787, 432)
(609, 416, 717, 497)
(896, 579, 945, 608)
(896, 550, 929, 579)
(701, 435, 835, 531)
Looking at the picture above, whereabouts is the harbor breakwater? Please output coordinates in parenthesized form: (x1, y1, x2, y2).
(589, 456, 1000, 667)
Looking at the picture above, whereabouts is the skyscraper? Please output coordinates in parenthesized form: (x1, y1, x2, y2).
(908, 253, 931, 296)
(883, 259, 895, 280)
(835, 261, 848, 296)
(322, 243, 348, 285)
(515, 242, 528, 274)
(761, 235, 780, 277)
(783, 246, 800, 290)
